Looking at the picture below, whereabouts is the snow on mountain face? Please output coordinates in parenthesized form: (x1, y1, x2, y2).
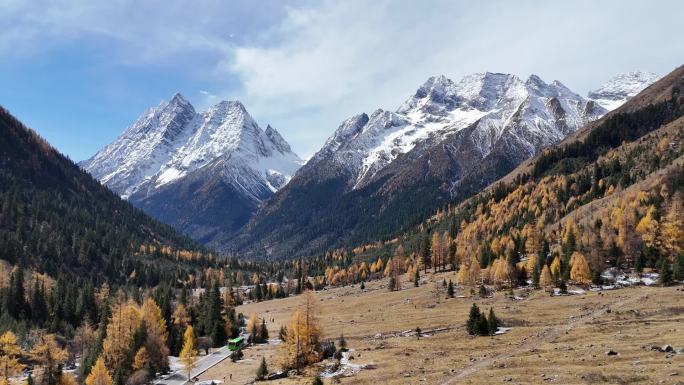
(81, 94, 302, 201)
(310, 72, 606, 189)
(588, 71, 659, 111)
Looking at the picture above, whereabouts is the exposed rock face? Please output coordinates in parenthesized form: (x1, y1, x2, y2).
(232, 72, 612, 258)
(81, 94, 303, 243)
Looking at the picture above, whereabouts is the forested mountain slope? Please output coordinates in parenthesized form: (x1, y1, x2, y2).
(0, 106, 215, 285)
(231, 73, 620, 259)
(404, 64, 684, 284)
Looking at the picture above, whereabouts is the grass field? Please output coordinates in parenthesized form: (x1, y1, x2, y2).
(198, 272, 684, 385)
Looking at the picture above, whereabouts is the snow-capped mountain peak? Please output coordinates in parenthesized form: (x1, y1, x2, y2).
(81, 94, 302, 201)
(588, 71, 659, 110)
(313, 72, 606, 189)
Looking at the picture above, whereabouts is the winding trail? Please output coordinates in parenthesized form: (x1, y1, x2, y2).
(439, 293, 648, 384)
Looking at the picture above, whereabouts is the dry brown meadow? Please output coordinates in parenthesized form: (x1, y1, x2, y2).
(198, 272, 684, 385)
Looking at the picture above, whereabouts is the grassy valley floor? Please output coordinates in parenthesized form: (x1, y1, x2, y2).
(199, 272, 684, 384)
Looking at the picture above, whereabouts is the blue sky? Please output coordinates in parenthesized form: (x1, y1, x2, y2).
(1, 0, 683, 161)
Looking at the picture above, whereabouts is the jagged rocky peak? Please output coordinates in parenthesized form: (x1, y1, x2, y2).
(265, 125, 292, 154)
(82, 92, 302, 200)
(588, 71, 660, 110)
(310, 71, 608, 190)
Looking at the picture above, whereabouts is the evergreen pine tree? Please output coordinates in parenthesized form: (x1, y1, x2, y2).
(475, 314, 489, 336)
(660, 258, 673, 286)
(672, 254, 684, 281)
(259, 319, 269, 342)
(635, 251, 645, 273)
(466, 304, 481, 335)
(531, 265, 540, 288)
(256, 357, 268, 380)
(447, 280, 454, 298)
(478, 284, 487, 298)
(487, 308, 498, 335)
(339, 334, 347, 351)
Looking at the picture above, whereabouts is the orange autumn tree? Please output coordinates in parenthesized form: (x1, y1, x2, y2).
(539, 265, 554, 287)
(0, 331, 22, 383)
(31, 334, 67, 385)
(85, 357, 113, 385)
(281, 291, 322, 373)
(103, 301, 140, 372)
(570, 252, 592, 284)
(179, 326, 197, 381)
(140, 298, 170, 372)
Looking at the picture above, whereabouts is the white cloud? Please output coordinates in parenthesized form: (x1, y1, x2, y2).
(2, 0, 683, 158)
(224, 0, 684, 157)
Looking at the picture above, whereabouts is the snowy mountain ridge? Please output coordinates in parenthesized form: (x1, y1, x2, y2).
(311, 72, 609, 189)
(588, 71, 660, 110)
(81, 94, 303, 201)
(234, 71, 660, 259)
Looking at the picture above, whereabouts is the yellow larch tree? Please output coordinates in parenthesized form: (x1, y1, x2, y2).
(179, 326, 197, 381)
(539, 264, 554, 287)
(141, 298, 169, 372)
(132, 347, 150, 371)
(103, 301, 140, 371)
(636, 206, 659, 249)
(493, 258, 511, 288)
(570, 252, 592, 284)
(31, 334, 67, 385)
(468, 257, 481, 286)
(85, 356, 112, 385)
(455, 262, 469, 286)
(59, 373, 78, 385)
(383, 258, 393, 278)
(172, 304, 190, 328)
(661, 193, 684, 256)
(281, 291, 322, 373)
(549, 256, 561, 276)
(525, 255, 538, 274)
(247, 313, 263, 341)
(0, 331, 22, 382)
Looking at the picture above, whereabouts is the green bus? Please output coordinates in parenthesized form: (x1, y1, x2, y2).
(228, 336, 245, 351)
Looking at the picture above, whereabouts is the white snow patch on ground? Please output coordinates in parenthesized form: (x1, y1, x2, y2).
(321, 350, 373, 379)
(494, 327, 512, 335)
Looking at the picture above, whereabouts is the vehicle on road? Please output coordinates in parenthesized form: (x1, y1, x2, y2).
(228, 336, 245, 351)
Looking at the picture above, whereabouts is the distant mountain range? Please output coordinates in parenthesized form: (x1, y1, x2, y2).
(80, 94, 303, 244)
(82, 70, 658, 258)
(228, 71, 658, 258)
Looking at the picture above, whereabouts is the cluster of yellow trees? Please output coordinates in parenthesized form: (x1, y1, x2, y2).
(0, 298, 201, 385)
(101, 298, 170, 378)
(453, 251, 592, 288)
(0, 331, 76, 385)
